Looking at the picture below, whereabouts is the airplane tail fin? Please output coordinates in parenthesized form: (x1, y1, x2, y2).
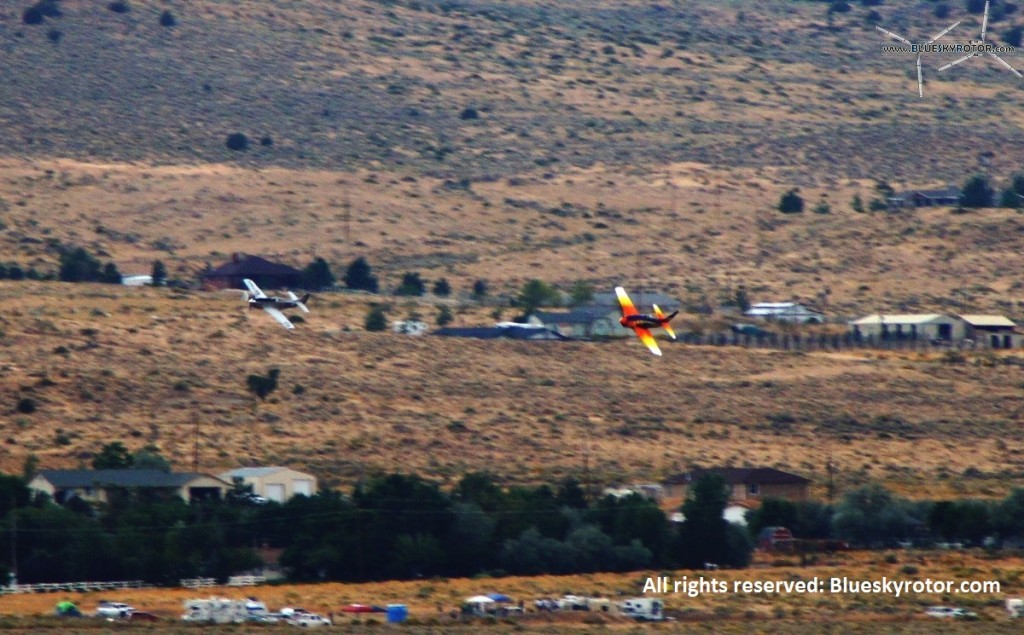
(654, 305, 678, 340)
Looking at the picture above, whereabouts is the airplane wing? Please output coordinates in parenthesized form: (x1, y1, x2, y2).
(633, 327, 662, 356)
(926, 21, 960, 46)
(615, 286, 638, 317)
(262, 306, 295, 330)
(938, 53, 974, 71)
(989, 52, 1023, 78)
(653, 304, 677, 340)
(874, 26, 912, 46)
(243, 278, 267, 299)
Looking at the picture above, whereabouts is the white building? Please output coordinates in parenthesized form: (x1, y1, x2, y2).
(848, 314, 965, 342)
(745, 302, 824, 324)
(219, 467, 317, 502)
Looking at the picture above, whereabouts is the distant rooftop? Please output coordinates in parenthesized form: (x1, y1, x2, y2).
(221, 467, 293, 478)
(36, 469, 221, 488)
(849, 314, 948, 325)
(958, 315, 1016, 328)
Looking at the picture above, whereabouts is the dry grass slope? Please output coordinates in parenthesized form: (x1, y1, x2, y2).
(1, 281, 1022, 498)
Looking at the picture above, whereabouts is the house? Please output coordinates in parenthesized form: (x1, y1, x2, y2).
(848, 314, 966, 342)
(528, 289, 682, 338)
(29, 469, 231, 505)
(202, 253, 303, 290)
(959, 315, 1022, 349)
(745, 302, 824, 324)
(591, 289, 680, 312)
(218, 467, 317, 503)
(528, 306, 623, 338)
(662, 467, 811, 503)
(887, 186, 961, 208)
(433, 324, 567, 340)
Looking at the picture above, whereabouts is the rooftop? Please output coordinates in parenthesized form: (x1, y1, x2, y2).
(220, 467, 295, 478)
(35, 469, 224, 489)
(958, 315, 1016, 328)
(849, 314, 949, 325)
(204, 254, 302, 278)
(663, 467, 810, 486)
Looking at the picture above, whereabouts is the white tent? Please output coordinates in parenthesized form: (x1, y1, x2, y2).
(465, 596, 496, 605)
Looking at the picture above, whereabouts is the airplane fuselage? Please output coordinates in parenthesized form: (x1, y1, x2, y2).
(620, 314, 666, 329)
(249, 298, 302, 310)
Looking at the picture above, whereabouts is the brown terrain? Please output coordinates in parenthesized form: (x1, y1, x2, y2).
(2, 3, 1024, 627)
(0, 1, 1021, 495)
(1, 276, 1022, 500)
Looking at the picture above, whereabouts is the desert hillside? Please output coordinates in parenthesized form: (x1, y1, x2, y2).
(3, 0, 1023, 179)
(1, 281, 1021, 499)
(1, 0, 1023, 498)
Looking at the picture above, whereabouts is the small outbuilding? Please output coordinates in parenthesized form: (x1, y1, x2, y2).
(219, 466, 317, 502)
(848, 314, 965, 342)
(745, 302, 824, 324)
(959, 315, 1022, 349)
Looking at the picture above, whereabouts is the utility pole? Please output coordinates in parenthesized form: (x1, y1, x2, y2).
(193, 419, 200, 473)
(825, 451, 835, 504)
(343, 195, 351, 245)
(9, 497, 16, 590)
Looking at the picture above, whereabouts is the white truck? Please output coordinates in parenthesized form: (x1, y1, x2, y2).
(1007, 598, 1024, 617)
(619, 597, 665, 621)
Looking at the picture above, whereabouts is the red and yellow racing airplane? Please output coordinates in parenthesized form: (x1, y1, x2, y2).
(616, 286, 677, 356)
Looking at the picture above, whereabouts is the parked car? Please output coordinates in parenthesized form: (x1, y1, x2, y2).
(925, 606, 977, 619)
(289, 612, 332, 627)
(95, 601, 134, 619)
(731, 323, 768, 337)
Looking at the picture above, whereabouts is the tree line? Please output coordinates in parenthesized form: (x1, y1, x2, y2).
(4, 467, 1024, 586)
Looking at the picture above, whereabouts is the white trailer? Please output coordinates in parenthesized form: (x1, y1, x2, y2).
(619, 597, 665, 621)
(182, 597, 269, 624)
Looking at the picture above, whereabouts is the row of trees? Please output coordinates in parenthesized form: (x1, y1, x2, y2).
(0, 468, 750, 585)
(6, 247, 585, 314)
(6, 453, 1024, 586)
(0, 246, 124, 284)
(748, 484, 1024, 549)
(779, 174, 1024, 214)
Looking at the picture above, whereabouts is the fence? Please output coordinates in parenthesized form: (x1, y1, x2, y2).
(0, 575, 267, 595)
(674, 331, 1019, 354)
(182, 575, 265, 588)
(0, 580, 147, 594)
(226, 575, 266, 587)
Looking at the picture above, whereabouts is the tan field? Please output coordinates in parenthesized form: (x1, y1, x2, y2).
(0, 279, 1022, 499)
(3, 1, 1024, 630)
